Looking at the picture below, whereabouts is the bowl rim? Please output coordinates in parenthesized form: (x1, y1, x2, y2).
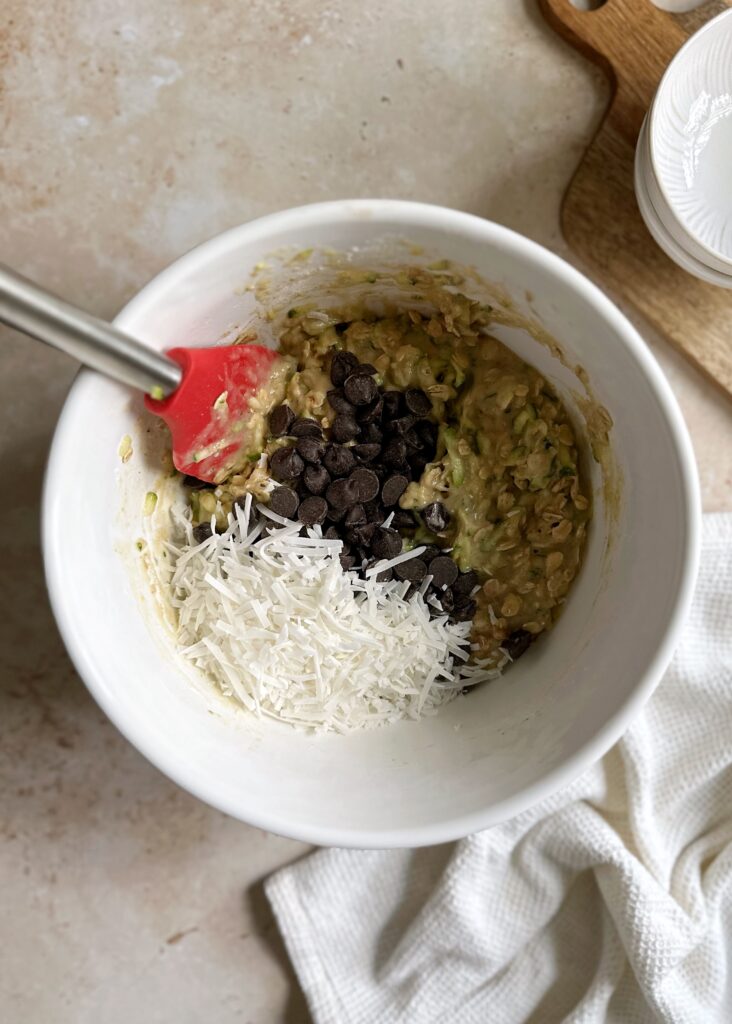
(648, 7, 732, 270)
(42, 199, 701, 848)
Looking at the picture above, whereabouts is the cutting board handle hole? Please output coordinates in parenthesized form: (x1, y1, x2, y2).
(568, 0, 608, 10)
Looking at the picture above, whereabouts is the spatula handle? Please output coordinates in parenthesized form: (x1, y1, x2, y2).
(0, 264, 182, 396)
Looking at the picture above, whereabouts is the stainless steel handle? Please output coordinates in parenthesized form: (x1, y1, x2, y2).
(0, 264, 182, 396)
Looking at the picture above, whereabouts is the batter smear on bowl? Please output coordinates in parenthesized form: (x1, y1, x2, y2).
(163, 285, 591, 731)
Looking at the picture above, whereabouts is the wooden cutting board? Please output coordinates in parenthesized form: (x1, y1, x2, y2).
(537, 0, 732, 399)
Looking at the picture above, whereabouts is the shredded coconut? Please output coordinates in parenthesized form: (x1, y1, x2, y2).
(162, 504, 502, 732)
(365, 545, 426, 576)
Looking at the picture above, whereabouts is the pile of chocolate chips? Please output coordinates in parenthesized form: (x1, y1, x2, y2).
(262, 350, 479, 622)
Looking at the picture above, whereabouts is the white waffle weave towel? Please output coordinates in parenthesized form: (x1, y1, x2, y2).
(267, 514, 732, 1024)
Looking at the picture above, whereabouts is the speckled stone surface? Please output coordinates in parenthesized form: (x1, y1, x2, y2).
(1, 2, 730, 1022)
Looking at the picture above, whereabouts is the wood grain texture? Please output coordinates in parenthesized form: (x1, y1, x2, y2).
(538, 0, 732, 399)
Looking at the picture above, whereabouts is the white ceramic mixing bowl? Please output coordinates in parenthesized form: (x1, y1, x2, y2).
(43, 200, 700, 848)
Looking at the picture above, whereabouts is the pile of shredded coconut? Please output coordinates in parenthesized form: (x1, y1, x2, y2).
(163, 495, 503, 733)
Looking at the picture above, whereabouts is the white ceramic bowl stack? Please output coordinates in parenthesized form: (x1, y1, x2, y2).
(635, 9, 732, 287)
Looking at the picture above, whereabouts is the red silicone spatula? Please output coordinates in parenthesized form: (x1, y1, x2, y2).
(0, 264, 279, 483)
(142, 344, 279, 481)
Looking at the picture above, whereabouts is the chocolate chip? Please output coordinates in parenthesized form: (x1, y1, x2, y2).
(409, 454, 429, 478)
(394, 557, 427, 582)
(344, 503, 367, 527)
(438, 588, 455, 612)
(416, 419, 438, 451)
(361, 557, 392, 580)
(382, 391, 403, 418)
(451, 599, 477, 622)
(362, 423, 384, 444)
(391, 415, 416, 436)
(330, 350, 359, 387)
(363, 500, 386, 523)
(404, 428, 422, 451)
(269, 404, 295, 437)
(344, 373, 378, 406)
(303, 463, 330, 495)
(350, 467, 380, 503)
(427, 555, 459, 588)
(352, 443, 381, 463)
(331, 414, 360, 442)
(327, 389, 354, 415)
(270, 446, 305, 481)
(324, 445, 357, 477)
(193, 522, 213, 543)
(453, 570, 479, 599)
(357, 362, 377, 376)
(183, 474, 213, 490)
(405, 388, 432, 417)
(381, 474, 409, 507)
(391, 509, 416, 530)
(417, 453, 435, 475)
(234, 495, 258, 517)
(350, 522, 377, 546)
(290, 417, 322, 438)
(326, 505, 346, 523)
(339, 552, 356, 571)
(383, 437, 407, 467)
(297, 496, 328, 526)
(356, 395, 383, 424)
(326, 477, 359, 509)
(269, 485, 299, 519)
(503, 629, 535, 661)
(324, 526, 340, 540)
(372, 527, 402, 560)
(421, 501, 451, 533)
(296, 437, 325, 463)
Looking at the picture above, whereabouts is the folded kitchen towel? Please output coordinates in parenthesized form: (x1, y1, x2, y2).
(266, 514, 732, 1024)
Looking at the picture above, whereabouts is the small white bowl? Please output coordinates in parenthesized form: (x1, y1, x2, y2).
(649, 8, 732, 273)
(635, 114, 732, 288)
(42, 201, 700, 848)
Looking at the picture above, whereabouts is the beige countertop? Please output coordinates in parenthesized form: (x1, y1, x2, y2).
(1, 2, 730, 1021)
